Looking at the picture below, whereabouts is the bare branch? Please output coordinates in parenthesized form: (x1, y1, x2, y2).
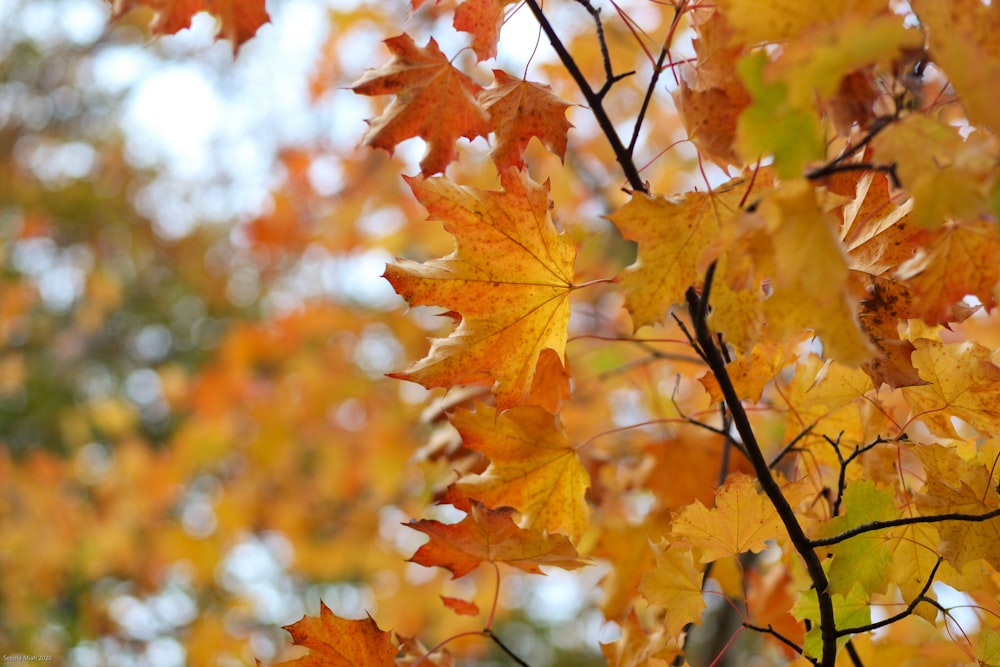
(522, 0, 646, 192)
(836, 559, 942, 636)
(811, 508, 1000, 548)
(685, 264, 839, 667)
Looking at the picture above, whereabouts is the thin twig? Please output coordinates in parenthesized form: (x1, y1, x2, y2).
(836, 559, 942, 636)
(486, 628, 532, 666)
(806, 162, 901, 189)
(743, 623, 805, 655)
(810, 508, 1000, 548)
(522, 0, 646, 192)
(844, 640, 865, 667)
(768, 422, 818, 470)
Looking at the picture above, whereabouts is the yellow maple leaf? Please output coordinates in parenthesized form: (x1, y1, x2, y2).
(871, 115, 995, 229)
(384, 168, 575, 410)
(756, 180, 874, 365)
(914, 444, 1000, 570)
(714, 0, 886, 44)
(452, 404, 590, 539)
(671, 474, 787, 562)
(639, 544, 707, 639)
(912, 0, 1000, 134)
(903, 338, 1000, 438)
(351, 34, 491, 176)
(608, 173, 750, 330)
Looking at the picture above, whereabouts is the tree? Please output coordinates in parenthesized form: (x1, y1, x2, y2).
(5, 0, 1000, 666)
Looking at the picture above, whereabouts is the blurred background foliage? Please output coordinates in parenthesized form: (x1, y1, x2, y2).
(0, 0, 663, 664)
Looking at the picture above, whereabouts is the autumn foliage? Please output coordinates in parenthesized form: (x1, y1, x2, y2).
(8, 0, 1000, 666)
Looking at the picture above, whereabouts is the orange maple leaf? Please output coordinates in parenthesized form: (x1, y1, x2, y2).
(108, 0, 269, 52)
(896, 220, 1000, 325)
(454, 0, 518, 61)
(452, 404, 590, 538)
(271, 602, 395, 667)
(407, 502, 588, 578)
(351, 34, 490, 176)
(479, 71, 573, 171)
(384, 169, 576, 411)
(440, 595, 480, 616)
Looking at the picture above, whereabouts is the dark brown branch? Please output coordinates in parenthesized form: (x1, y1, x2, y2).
(806, 162, 900, 189)
(743, 623, 806, 657)
(628, 45, 669, 155)
(522, 0, 646, 192)
(686, 264, 838, 667)
(767, 422, 818, 470)
(844, 640, 865, 667)
(835, 559, 941, 636)
(810, 508, 1000, 548)
(826, 434, 887, 517)
(485, 628, 531, 666)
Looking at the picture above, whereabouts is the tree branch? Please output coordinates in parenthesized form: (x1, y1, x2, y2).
(743, 623, 805, 656)
(485, 628, 531, 666)
(810, 508, 1000, 548)
(835, 559, 941, 636)
(522, 0, 646, 192)
(685, 264, 839, 667)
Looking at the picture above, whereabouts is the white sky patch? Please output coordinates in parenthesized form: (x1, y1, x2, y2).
(123, 66, 223, 178)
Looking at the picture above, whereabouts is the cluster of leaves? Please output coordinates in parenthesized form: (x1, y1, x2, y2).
(8, 0, 1000, 666)
(248, 0, 1000, 666)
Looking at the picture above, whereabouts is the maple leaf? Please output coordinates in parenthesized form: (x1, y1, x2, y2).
(454, 0, 518, 61)
(736, 51, 824, 177)
(608, 172, 751, 329)
(479, 71, 573, 172)
(272, 602, 396, 667)
(107, 0, 269, 52)
(440, 595, 479, 616)
(755, 179, 874, 365)
(671, 474, 787, 562)
(912, 0, 1000, 134)
(639, 544, 707, 639)
(853, 272, 927, 389)
(837, 170, 918, 276)
(600, 610, 681, 667)
(714, 0, 887, 44)
(871, 115, 995, 229)
(903, 338, 1000, 438)
(406, 502, 588, 578)
(672, 10, 750, 168)
(384, 169, 576, 411)
(792, 582, 870, 659)
(914, 445, 1000, 570)
(452, 405, 591, 539)
(895, 220, 1000, 324)
(818, 480, 899, 596)
(351, 34, 490, 176)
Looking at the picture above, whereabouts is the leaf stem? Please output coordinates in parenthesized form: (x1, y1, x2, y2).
(486, 562, 501, 629)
